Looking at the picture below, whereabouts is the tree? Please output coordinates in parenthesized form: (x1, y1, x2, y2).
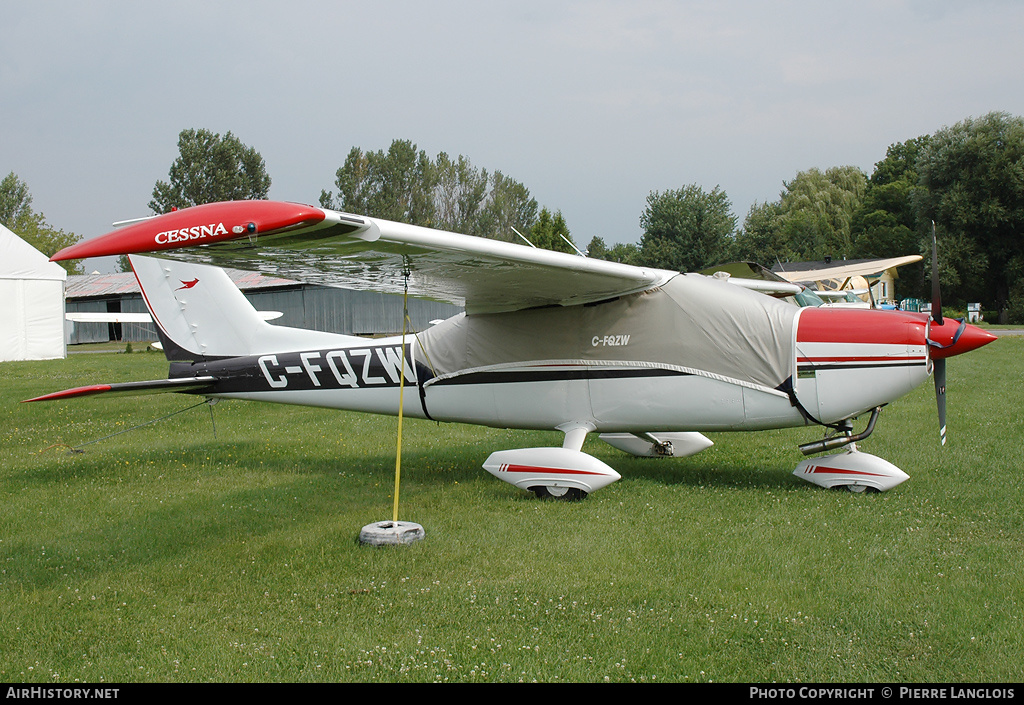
(0, 171, 33, 226)
(149, 129, 271, 214)
(586, 236, 608, 260)
(845, 137, 932, 299)
(321, 139, 544, 246)
(433, 152, 489, 235)
(733, 200, 790, 266)
(587, 235, 641, 265)
(638, 185, 736, 272)
(1, 172, 82, 274)
(320, 140, 436, 226)
(852, 137, 930, 257)
(475, 170, 539, 243)
(916, 112, 1024, 319)
(775, 166, 867, 261)
(527, 208, 576, 254)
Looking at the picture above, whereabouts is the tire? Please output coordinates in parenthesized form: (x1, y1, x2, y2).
(530, 486, 587, 501)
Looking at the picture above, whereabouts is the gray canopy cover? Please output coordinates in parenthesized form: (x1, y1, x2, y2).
(416, 273, 798, 392)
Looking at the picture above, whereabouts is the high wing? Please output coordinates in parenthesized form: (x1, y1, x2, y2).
(774, 255, 923, 285)
(53, 201, 674, 314)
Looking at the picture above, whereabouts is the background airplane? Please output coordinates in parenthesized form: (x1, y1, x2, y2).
(774, 254, 924, 308)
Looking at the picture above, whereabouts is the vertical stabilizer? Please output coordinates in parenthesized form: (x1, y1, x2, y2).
(129, 255, 357, 360)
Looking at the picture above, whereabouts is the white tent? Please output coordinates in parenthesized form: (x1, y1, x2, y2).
(0, 223, 67, 361)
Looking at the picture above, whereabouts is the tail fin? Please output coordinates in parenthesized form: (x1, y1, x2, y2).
(129, 255, 356, 360)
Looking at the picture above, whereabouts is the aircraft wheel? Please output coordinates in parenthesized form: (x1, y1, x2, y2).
(531, 486, 587, 501)
(844, 484, 878, 494)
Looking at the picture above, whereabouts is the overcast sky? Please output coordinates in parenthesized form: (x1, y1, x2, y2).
(3, 1, 1023, 272)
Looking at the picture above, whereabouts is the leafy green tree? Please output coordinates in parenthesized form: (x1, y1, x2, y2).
(586, 236, 608, 259)
(916, 112, 1024, 319)
(321, 139, 543, 246)
(433, 152, 489, 235)
(732, 200, 790, 266)
(638, 185, 736, 272)
(0, 171, 34, 226)
(527, 208, 576, 254)
(606, 242, 642, 264)
(852, 137, 930, 256)
(776, 166, 867, 261)
(320, 140, 437, 225)
(1, 172, 82, 274)
(845, 137, 932, 298)
(149, 129, 271, 214)
(587, 235, 642, 263)
(476, 170, 539, 243)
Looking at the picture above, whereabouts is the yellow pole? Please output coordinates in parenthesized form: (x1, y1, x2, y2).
(392, 277, 409, 523)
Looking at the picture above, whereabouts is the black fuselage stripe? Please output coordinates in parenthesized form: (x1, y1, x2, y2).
(798, 362, 927, 372)
(430, 368, 691, 386)
(184, 366, 695, 395)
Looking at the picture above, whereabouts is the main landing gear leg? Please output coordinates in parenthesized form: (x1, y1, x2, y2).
(533, 424, 592, 501)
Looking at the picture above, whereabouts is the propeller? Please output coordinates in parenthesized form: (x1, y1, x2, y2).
(931, 223, 947, 445)
(925, 222, 995, 445)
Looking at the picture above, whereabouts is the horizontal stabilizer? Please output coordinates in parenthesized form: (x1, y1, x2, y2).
(65, 312, 154, 324)
(23, 376, 216, 403)
(65, 311, 282, 324)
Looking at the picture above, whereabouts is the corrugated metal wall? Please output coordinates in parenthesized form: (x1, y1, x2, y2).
(67, 285, 462, 344)
(246, 285, 461, 336)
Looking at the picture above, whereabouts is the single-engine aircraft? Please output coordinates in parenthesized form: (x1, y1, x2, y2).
(27, 201, 995, 498)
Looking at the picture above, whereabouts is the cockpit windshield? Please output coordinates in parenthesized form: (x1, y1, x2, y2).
(792, 288, 825, 307)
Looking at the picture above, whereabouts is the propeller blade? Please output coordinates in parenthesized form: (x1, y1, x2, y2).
(934, 358, 947, 446)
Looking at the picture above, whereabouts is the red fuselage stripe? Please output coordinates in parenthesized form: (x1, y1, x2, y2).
(798, 356, 926, 364)
(499, 464, 604, 476)
(806, 465, 887, 477)
(797, 308, 926, 346)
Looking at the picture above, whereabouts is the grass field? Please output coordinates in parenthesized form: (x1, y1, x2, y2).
(1, 340, 1022, 683)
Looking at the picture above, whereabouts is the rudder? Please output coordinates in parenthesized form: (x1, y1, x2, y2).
(129, 255, 356, 360)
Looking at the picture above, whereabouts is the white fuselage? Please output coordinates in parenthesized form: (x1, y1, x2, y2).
(190, 303, 931, 436)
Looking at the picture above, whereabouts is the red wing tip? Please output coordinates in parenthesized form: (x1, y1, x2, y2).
(22, 385, 113, 402)
(50, 200, 326, 261)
